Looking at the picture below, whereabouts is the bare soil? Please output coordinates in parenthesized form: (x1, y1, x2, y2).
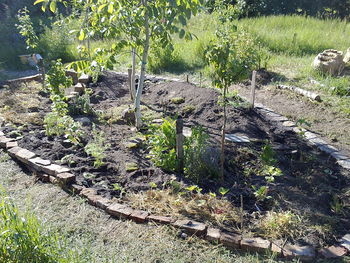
(1, 71, 349, 248)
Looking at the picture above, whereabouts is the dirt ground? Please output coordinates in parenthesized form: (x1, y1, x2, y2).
(235, 82, 350, 157)
(1, 71, 350, 248)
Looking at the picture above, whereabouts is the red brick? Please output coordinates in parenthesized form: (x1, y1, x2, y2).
(71, 184, 83, 194)
(319, 246, 347, 259)
(206, 227, 221, 242)
(40, 163, 70, 176)
(94, 197, 113, 210)
(283, 244, 315, 262)
(130, 210, 149, 223)
(6, 141, 18, 149)
(106, 203, 134, 219)
(241, 237, 271, 253)
(8, 146, 23, 156)
(147, 215, 174, 225)
(271, 241, 283, 255)
(79, 188, 97, 199)
(49, 176, 58, 184)
(0, 136, 15, 148)
(56, 173, 75, 185)
(220, 232, 242, 249)
(15, 148, 36, 164)
(172, 219, 207, 236)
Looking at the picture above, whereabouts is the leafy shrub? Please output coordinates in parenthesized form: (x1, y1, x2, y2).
(44, 112, 83, 144)
(148, 44, 188, 74)
(46, 59, 72, 95)
(148, 119, 218, 182)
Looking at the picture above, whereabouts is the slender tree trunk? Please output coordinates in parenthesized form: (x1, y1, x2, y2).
(134, 0, 150, 130)
(131, 47, 136, 100)
(220, 84, 227, 182)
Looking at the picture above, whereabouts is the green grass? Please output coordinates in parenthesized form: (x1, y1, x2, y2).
(237, 15, 350, 56)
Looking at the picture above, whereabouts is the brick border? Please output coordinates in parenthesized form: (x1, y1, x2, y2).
(1, 74, 349, 262)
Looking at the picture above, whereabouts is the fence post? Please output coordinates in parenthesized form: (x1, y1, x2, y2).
(250, 70, 257, 109)
(176, 115, 184, 174)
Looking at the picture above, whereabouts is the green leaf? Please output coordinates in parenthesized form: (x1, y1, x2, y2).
(78, 30, 85, 41)
(49, 1, 57, 13)
(178, 15, 187, 26)
(98, 4, 107, 13)
(34, 0, 45, 5)
(179, 29, 185, 39)
(108, 3, 114, 14)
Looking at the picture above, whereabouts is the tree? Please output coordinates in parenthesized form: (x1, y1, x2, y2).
(205, 17, 258, 181)
(34, 0, 204, 129)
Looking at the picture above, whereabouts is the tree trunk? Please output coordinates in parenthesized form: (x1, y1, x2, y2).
(134, 0, 150, 130)
(131, 47, 136, 100)
(220, 84, 227, 182)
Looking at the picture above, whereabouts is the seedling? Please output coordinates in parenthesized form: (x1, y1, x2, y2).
(218, 187, 229, 197)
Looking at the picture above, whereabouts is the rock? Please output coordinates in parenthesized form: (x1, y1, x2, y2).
(121, 108, 135, 124)
(241, 237, 271, 253)
(65, 69, 78, 85)
(147, 215, 174, 224)
(282, 244, 316, 262)
(220, 231, 241, 249)
(74, 83, 85, 95)
(206, 227, 221, 242)
(78, 73, 91, 84)
(340, 234, 350, 251)
(344, 48, 350, 64)
(313, 49, 345, 76)
(75, 117, 91, 127)
(319, 246, 348, 258)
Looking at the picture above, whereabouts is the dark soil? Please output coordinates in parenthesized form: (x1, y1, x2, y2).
(1, 71, 349, 247)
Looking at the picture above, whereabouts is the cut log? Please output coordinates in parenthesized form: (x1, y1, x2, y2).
(277, 85, 322, 102)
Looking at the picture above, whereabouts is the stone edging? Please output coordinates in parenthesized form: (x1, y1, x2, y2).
(0, 74, 349, 262)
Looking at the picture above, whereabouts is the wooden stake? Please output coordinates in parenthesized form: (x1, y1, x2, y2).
(128, 68, 133, 101)
(186, 74, 189, 83)
(176, 116, 184, 174)
(250, 70, 257, 109)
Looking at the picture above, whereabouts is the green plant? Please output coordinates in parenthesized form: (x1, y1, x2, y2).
(69, 93, 95, 116)
(262, 165, 282, 183)
(185, 185, 203, 194)
(218, 187, 229, 197)
(84, 125, 109, 168)
(330, 195, 344, 215)
(252, 185, 271, 202)
(16, 7, 39, 50)
(44, 112, 83, 144)
(0, 189, 80, 263)
(261, 142, 277, 165)
(46, 59, 72, 96)
(148, 119, 215, 182)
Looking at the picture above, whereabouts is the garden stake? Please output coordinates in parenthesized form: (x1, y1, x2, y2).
(250, 70, 257, 109)
(176, 115, 184, 174)
(128, 68, 134, 100)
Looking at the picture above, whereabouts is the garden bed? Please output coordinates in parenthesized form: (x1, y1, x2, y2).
(0, 71, 349, 249)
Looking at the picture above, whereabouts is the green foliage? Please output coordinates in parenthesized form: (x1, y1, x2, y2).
(46, 59, 72, 95)
(16, 7, 39, 50)
(148, 44, 187, 74)
(69, 92, 95, 116)
(218, 187, 229, 196)
(261, 142, 276, 166)
(0, 189, 80, 263)
(148, 119, 215, 182)
(252, 185, 271, 202)
(44, 112, 83, 144)
(84, 125, 109, 168)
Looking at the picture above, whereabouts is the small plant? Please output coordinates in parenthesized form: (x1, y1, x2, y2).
(84, 125, 109, 168)
(330, 195, 344, 215)
(185, 185, 203, 194)
(16, 8, 39, 50)
(149, 182, 158, 189)
(218, 187, 230, 197)
(44, 113, 82, 145)
(252, 185, 271, 202)
(46, 60, 73, 96)
(261, 142, 277, 165)
(262, 165, 282, 183)
(170, 97, 185, 105)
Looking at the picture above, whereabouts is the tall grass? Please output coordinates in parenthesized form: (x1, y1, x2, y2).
(237, 15, 350, 56)
(0, 189, 81, 263)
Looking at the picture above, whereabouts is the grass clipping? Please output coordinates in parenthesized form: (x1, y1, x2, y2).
(127, 189, 241, 229)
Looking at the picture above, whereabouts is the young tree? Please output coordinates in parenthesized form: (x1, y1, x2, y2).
(206, 19, 258, 181)
(34, 0, 204, 129)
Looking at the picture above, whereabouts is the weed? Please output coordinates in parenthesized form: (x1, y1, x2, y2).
(261, 142, 277, 166)
(0, 189, 80, 263)
(84, 125, 109, 168)
(259, 211, 303, 240)
(182, 105, 196, 115)
(252, 185, 271, 202)
(170, 97, 185, 104)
